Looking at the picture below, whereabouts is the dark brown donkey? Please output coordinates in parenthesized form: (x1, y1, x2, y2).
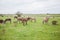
(4, 18, 11, 23)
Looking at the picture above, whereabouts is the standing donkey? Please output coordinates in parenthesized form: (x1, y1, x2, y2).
(42, 16, 50, 24)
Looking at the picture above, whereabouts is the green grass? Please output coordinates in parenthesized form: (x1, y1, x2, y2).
(0, 14, 60, 40)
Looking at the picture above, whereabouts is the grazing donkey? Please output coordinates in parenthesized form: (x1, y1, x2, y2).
(4, 18, 11, 23)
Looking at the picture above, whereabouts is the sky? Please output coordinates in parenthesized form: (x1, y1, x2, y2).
(0, 0, 60, 14)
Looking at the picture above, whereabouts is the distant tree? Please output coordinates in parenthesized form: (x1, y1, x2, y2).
(47, 13, 49, 15)
(16, 11, 22, 17)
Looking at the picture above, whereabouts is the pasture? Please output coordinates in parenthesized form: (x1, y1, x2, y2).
(0, 14, 60, 40)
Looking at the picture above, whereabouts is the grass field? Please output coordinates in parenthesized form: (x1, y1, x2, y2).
(0, 14, 60, 40)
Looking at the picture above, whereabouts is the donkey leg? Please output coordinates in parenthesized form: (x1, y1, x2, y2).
(34, 19, 36, 22)
(23, 23, 25, 26)
(26, 21, 27, 25)
(10, 20, 11, 23)
(22, 21, 25, 26)
(4, 21, 6, 24)
(31, 19, 32, 22)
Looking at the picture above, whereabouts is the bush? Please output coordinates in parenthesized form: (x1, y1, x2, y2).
(52, 21, 57, 25)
